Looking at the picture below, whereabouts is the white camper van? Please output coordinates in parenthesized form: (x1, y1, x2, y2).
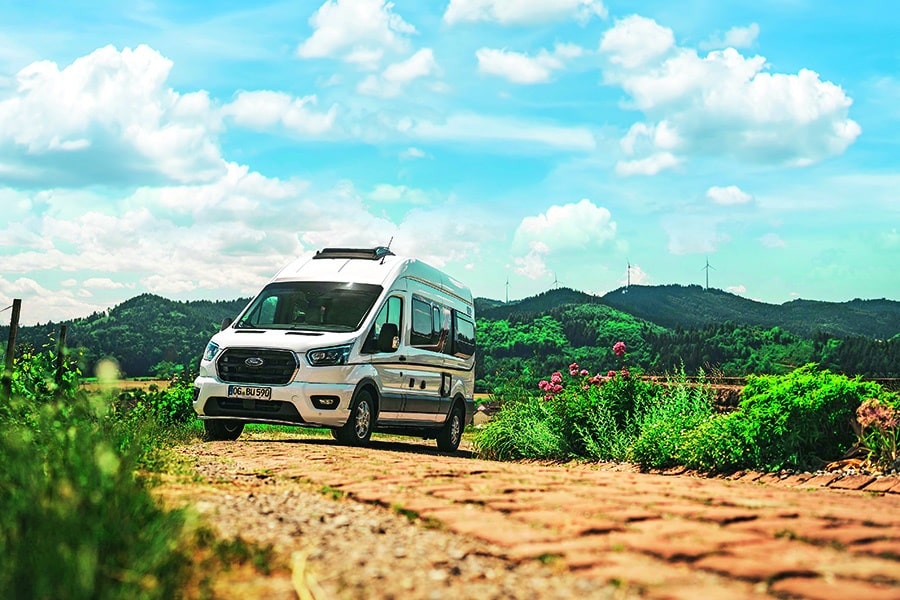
(192, 247, 476, 452)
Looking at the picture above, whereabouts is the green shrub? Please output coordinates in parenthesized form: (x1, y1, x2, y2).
(0, 344, 198, 598)
(473, 392, 566, 460)
(0, 393, 191, 599)
(631, 370, 716, 468)
(684, 365, 888, 471)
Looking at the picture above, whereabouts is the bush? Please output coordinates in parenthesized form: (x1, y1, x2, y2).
(683, 365, 890, 471)
(0, 345, 197, 598)
(631, 370, 716, 468)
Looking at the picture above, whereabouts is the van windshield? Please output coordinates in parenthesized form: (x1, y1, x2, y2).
(235, 281, 383, 332)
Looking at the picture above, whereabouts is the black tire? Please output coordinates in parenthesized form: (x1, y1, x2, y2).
(334, 389, 375, 446)
(436, 403, 464, 452)
(204, 419, 244, 441)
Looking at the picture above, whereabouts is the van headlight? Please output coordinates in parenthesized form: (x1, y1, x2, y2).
(307, 344, 352, 366)
(202, 341, 220, 362)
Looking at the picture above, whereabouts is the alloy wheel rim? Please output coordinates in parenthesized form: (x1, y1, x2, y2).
(355, 402, 371, 438)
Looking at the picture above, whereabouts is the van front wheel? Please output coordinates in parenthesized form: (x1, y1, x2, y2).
(204, 419, 244, 441)
(436, 404, 464, 452)
(334, 390, 374, 446)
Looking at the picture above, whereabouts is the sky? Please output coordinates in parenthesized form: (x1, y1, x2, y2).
(1, 0, 898, 326)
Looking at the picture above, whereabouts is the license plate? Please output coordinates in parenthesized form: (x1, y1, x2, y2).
(227, 385, 272, 400)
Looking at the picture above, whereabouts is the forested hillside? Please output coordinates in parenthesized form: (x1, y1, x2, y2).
(1, 294, 248, 378)
(600, 284, 900, 339)
(3, 287, 898, 383)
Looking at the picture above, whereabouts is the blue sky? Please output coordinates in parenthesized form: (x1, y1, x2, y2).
(1, 0, 898, 325)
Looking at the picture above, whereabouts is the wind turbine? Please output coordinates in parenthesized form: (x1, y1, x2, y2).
(552, 272, 561, 289)
(626, 259, 632, 292)
(702, 257, 716, 290)
(505, 275, 510, 304)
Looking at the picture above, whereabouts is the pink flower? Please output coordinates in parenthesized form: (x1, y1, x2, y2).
(613, 341, 627, 357)
(544, 394, 554, 402)
(569, 362, 579, 376)
(551, 372, 563, 384)
(858, 398, 899, 431)
(579, 369, 589, 376)
(551, 384, 563, 394)
(620, 367, 630, 379)
(607, 370, 617, 378)
(589, 374, 603, 386)
(538, 380, 550, 392)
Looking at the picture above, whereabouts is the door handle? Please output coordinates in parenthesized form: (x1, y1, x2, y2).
(399, 355, 407, 362)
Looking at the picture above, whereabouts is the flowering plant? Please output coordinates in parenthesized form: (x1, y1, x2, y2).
(854, 398, 898, 471)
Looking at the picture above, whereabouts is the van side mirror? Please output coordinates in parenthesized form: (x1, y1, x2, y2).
(220, 317, 233, 331)
(377, 323, 399, 353)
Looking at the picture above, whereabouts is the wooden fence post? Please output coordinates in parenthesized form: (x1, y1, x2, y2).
(2, 299, 22, 400)
(55, 323, 68, 389)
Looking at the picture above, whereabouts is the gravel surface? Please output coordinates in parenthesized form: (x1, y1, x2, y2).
(159, 437, 631, 600)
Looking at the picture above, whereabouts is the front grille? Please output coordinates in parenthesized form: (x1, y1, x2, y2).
(205, 397, 305, 423)
(216, 348, 298, 384)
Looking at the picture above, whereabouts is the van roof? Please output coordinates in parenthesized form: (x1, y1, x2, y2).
(272, 247, 473, 306)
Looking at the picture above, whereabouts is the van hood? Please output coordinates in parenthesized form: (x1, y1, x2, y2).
(211, 328, 359, 354)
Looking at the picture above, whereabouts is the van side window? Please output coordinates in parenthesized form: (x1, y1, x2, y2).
(411, 296, 453, 353)
(363, 296, 402, 353)
(411, 297, 436, 347)
(452, 312, 476, 359)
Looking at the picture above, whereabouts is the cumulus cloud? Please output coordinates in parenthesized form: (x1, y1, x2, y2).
(297, 0, 416, 69)
(615, 152, 681, 176)
(399, 147, 426, 159)
(726, 284, 747, 294)
(358, 49, 439, 97)
(0, 45, 226, 186)
(706, 185, 753, 205)
(222, 91, 337, 136)
(513, 242, 551, 280)
(599, 16, 861, 172)
(701, 23, 760, 51)
(513, 199, 616, 255)
(444, 0, 606, 25)
(476, 43, 583, 84)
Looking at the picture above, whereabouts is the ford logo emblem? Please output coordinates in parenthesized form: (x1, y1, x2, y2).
(245, 357, 265, 367)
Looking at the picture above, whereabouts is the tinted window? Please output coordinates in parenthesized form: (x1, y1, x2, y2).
(236, 281, 382, 332)
(453, 313, 475, 359)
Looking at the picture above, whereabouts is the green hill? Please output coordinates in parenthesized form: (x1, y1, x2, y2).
(600, 284, 900, 339)
(1, 294, 249, 378)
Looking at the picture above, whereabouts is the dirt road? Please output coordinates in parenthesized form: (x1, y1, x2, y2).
(160, 432, 900, 599)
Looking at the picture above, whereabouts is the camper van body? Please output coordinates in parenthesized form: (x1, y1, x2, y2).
(192, 247, 476, 451)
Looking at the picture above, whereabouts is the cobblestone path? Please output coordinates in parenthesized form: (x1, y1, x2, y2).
(182, 435, 900, 599)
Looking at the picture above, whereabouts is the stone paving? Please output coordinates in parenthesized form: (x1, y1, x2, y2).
(212, 436, 900, 599)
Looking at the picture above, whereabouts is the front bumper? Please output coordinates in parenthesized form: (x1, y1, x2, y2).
(193, 376, 356, 428)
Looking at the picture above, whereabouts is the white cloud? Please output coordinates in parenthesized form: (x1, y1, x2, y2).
(82, 278, 127, 290)
(513, 243, 551, 280)
(358, 49, 438, 98)
(599, 15, 674, 69)
(222, 91, 337, 136)
(0, 45, 226, 186)
(615, 152, 681, 176)
(476, 44, 583, 84)
(621, 263, 650, 287)
(400, 113, 596, 151)
(706, 185, 753, 205)
(399, 147, 426, 159)
(701, 23, 760, 51)
(599, 17, 861, 170)
(759, 232, 786, 248)
(513, 199, 616, 254)
(297, 0, 416, 69)
(727, 284, 747, 294)
(444, 0, 606, 25)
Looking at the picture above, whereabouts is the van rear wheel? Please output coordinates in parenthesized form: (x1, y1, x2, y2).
(436, 403, 464, 452)
(334, 390, 374, 446)
(204, 419, 244, 441)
